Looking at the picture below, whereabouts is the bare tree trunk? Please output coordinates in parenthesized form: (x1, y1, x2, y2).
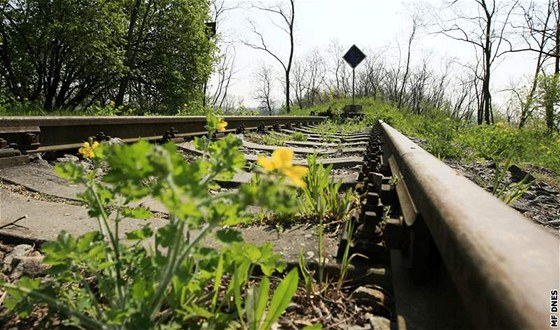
(397, 18, 417, 109)
(116, 0, 142, 107)
(244, 0, 295, 113)
(482, 1, 493, 124)
(285, 0, 294, 113)
(555, 0, 559, 74)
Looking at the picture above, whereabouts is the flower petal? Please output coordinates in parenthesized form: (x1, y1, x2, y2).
(271, 148, 294, 169)
(283, 166, 308, 188)
(257, 156, 275, 172)
(217, 120, 228, 132)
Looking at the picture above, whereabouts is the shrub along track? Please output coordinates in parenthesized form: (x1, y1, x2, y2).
(0, 116, 557, 329)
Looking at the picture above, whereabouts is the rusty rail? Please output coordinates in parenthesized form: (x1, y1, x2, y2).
(0, 116, 324, 152)
(380, 121, 559, 329)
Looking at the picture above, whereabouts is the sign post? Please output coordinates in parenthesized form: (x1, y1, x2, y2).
(342, 45, 366, 118)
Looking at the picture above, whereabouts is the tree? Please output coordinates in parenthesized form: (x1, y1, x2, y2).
(291, 59, 306, 109)
(207, 44, 236, 110)
(536, 73, 560, 132)
(397, 16, 418, 109)
(113, 0, 214, 113)
(0, 0, 125, 110)
(325, 40, 352, 98)
(0, 0, 214, 113)
(357, 49, 386, 100)
(204, 0, 239, 110)
(437, 0, 518, 124)
(507, 0, 557, 127)
(253, 64, 274, 115)
(244, 0, 295, 113)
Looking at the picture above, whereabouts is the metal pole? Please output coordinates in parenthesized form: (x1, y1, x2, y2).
(352, 67, 355, 106)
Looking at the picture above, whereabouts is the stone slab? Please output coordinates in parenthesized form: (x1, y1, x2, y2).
(0, 188, 169, 242)
(0, 163, 85, 201)
(203, 224, 339, 264)
(242, 140, 365, 155)
(0, 187, 340, 265)
(284, 140, 368, 148)
(179, 142, 364, 168)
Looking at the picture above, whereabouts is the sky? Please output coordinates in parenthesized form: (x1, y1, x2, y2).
(209, 0, 539, 109)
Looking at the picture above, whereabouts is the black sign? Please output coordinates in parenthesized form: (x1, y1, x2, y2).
(343, 45, 366, 68)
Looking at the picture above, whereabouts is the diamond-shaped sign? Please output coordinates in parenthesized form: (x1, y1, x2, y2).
(343, 45, 366, 68)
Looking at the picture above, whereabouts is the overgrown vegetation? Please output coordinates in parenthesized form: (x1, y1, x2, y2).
(302, 98, 560, 177)
(1, 115, 304, 328)
(0, 0, 213, 115)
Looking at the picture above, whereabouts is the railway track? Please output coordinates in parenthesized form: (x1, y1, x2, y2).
(0, 116, 558, 329)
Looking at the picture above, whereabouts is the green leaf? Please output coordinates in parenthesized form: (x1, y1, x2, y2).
(215, 228, 243, 243)
(54, 162, 85, 183)
(122, 206, 152, 220)
(211, 255, 224, 310)
(126, 225, 154, 241)
(232, 267, 245, 326)
(247, 277, 270, 330)
(260, 269, 299, 330)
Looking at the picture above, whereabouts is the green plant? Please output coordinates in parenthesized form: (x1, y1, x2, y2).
(290, 132, 308, 142)
(388, 175, 400, 186)
(491, 155, 533, 205)
(1, 114, 300, 329)
(298, 249, 316, 299)
(261, 133, 288, 146)
(242, 268, 299, 330)
(336, 219, 354, 293)
(299, 153, 356, 290)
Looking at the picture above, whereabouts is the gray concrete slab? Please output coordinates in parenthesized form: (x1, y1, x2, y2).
(0, 162, 85, 201)
(284, 140, 368, 148)
(242, 140, 365, 155)
(179, 142, 364, 168)
(0, 188, 169, 242)
(204, 225, 339, 263)
(0, 187, 341, 266)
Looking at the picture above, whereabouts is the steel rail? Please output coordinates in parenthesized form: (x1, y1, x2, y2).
(380, 121, 559, 330)
(0, 116, 324, 152)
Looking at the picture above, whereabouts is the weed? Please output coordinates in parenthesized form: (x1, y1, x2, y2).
(1, 114, 300, 328)
(290, 132, 308, 142)
(491, 155, 533, 204)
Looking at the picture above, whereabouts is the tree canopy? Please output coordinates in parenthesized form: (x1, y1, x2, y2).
(0, 0, 214, 114)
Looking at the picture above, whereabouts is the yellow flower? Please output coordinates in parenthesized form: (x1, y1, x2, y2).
(257, 148, 308, 188)
(78, 141, 99, 159)
(217, 117, 228, 132)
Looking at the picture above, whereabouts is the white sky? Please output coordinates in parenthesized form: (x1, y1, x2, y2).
(210, 0, 539, 109)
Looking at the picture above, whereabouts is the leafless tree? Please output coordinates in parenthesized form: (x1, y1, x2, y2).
(408, 60, 430, 114)
(204, 0, 240, 109)
(207, 44, 236, 110)
(509, 0, 559, 128)
(397, 16, 418, 109)
(359, 49, 386, 99)
(436, 0, 519, 124)
(291, 59, 306, 109)
(304, 49, 327, 106)
(253, 64, 275, 115)
(243, 0, 295, 113)
(325, 40, 352, 98)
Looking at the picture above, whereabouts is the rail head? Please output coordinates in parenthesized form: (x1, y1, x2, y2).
(0, 116, 325, 151)
(380, 120, 559, 330)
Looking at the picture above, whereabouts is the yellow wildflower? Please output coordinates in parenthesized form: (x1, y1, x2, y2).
(217, 117, 228, 132)
(257, 148, 308, 188)
(78, 141, 99, 159)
